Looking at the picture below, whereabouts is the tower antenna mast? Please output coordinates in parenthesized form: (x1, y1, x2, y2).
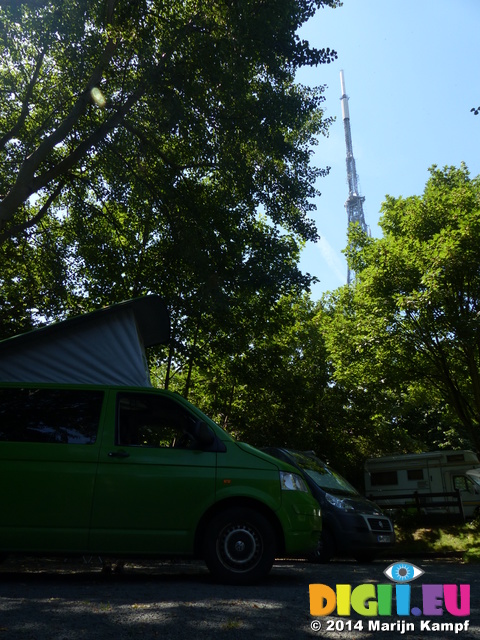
(340, 70, 368, 284)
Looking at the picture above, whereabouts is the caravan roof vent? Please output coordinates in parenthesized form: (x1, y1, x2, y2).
(446, 454, 465, 463)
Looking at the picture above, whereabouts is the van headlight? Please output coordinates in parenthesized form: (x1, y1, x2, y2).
(325, 493, 355, 511)
(280, 471, 308, 492)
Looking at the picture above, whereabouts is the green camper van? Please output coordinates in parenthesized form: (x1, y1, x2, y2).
(0, 297, 321, 584)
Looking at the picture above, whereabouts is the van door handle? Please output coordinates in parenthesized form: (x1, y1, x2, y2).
(108, 450, 130, 458)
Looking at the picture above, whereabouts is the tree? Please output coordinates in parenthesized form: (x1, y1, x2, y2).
(326, 164, 480, 452)
(0, 0, 338, 240)
(167, 293, 331, 445)
(0, 0, 339, 335)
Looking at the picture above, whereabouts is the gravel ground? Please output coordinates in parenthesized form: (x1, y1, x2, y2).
(0, 555, 478, 640)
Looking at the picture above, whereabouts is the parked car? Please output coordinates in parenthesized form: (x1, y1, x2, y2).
(262, 448, 394, 563)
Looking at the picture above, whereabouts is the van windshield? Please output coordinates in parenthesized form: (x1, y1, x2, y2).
(289, 451, 360, 497)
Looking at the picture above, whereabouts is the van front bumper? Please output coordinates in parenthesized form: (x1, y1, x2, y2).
(330, 512, 395, 556)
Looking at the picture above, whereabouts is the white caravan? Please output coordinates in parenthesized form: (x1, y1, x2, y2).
(364, 450, 480, 518)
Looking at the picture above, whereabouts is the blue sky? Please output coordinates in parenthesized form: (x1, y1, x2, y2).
(296, 0, 480, 299)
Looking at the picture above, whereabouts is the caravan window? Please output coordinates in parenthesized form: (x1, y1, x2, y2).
(407, 469, 424, 481)
(0, 387, 103, 444)
(370, 470, 398, 486)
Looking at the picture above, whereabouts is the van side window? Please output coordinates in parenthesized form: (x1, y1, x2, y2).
(0, 388, 103, 444)
(116, 393, 198, 449)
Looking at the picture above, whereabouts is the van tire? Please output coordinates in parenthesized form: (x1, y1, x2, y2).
(203, 507, 276, 585)
(309, 528, 335, 563)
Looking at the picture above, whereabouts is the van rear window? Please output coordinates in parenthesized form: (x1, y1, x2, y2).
(0, 387, 104, 444)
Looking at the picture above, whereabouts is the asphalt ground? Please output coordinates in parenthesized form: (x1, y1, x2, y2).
(0, 556, 478, 640)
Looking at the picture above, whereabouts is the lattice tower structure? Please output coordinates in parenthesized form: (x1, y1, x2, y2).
(340, 70, 368, 284)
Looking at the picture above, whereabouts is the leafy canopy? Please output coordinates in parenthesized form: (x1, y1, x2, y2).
(0, 0, 339, 242)
(0, 0, 340, 334)
(326, 164, 480, 452)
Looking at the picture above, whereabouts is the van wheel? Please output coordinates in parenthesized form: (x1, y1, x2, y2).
(309, 528, 335, 563)
(203, 508, 276, 585)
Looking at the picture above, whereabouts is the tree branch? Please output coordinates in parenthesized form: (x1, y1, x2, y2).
(31, 87, 145, 192)
(0, 178, 65, 244)
(0, 15, 197, 235)
(0, 49, 45, 151)
(0, 38, 118, 230)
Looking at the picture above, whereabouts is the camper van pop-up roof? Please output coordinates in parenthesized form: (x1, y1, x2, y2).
(0, 295, 170, 387)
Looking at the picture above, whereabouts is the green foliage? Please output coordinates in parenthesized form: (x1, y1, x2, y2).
(0, 0, 338, 238)
(0, 0, 339, 335)
(160, 293, 330, 445)
(395, 520, 480, 563)
(325, 164, 480, 455)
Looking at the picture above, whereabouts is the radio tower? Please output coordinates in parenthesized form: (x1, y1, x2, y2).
(340, 70, 368, 284)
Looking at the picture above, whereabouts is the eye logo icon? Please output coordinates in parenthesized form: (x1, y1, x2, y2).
(383, 561, 424, 583)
